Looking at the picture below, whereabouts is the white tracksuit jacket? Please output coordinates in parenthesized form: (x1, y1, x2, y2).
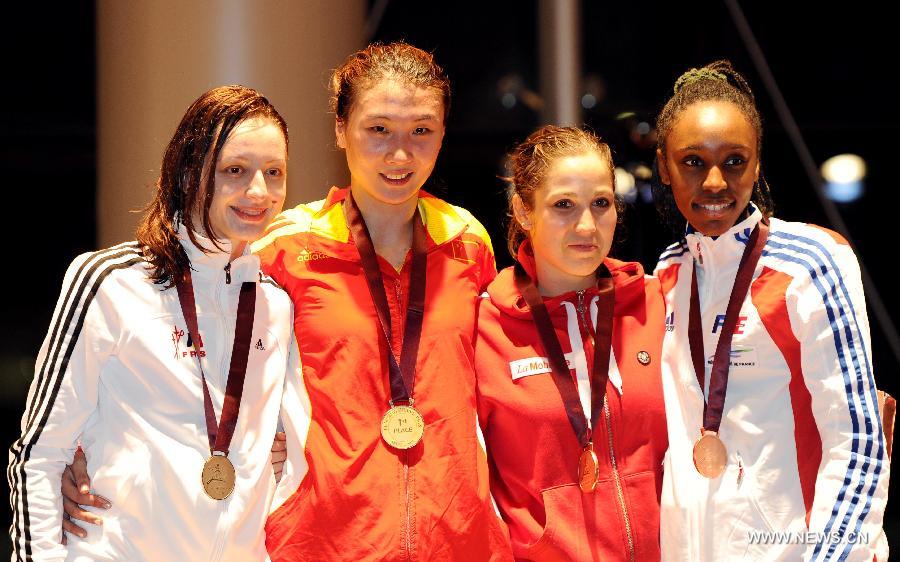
(8, 230, 309, 562)
(655, 207, 889, 561)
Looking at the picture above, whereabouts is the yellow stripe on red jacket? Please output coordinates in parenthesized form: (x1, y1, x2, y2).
(254, 187, 512, 561)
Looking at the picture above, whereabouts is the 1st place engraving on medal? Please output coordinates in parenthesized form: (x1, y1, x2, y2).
(202, 455, 236, 500)
(381, 405, 425, 450)
(692, 431, 727, 479)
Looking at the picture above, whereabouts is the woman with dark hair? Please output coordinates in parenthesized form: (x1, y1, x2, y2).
(476, 125, 667, 561)
(9, 85, 302, 562)
(653, 61, 889, 560)
(252, 42, 511, 561)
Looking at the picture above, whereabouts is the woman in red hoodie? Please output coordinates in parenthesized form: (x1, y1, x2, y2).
(475, 125, 668, 561)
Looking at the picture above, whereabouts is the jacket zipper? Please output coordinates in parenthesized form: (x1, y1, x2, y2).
(576, 290, 635, 561)
(576, 290, 588, 329)
(209, 264, 231, 562)
(403, 451, 413, 561)
(604, 397, 635, 561)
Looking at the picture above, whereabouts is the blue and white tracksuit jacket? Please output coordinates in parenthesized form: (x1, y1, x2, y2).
(655, 207, 889, 561)
(8, 230, 309, 562)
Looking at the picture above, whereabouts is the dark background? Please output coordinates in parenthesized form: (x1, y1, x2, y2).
(2, 1, 897, 555)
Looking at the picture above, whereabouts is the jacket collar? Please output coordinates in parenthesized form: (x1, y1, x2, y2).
(177, 224, 259, 285)
(487, 240, 645, 319)
(684, 203, 763, 268)
(308, 186, 472, 249)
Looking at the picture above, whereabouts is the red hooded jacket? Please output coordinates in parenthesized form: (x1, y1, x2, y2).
(475, 243, 667, 561)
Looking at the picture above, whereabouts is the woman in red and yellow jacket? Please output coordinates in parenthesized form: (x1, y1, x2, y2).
(475, 126, 668, 561)
(254, 42, 511, 561)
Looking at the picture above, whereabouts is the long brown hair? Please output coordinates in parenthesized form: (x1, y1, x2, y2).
(136, 85, 288, 286)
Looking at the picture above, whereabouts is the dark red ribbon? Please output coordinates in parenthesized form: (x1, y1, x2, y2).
(515, 264, 615, 446)
(344, 192, 427, 404)
(175, 266, 256, 456)
(688, 221, 768, 434)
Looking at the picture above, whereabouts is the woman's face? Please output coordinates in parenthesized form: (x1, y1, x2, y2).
(336, 78, 445, 209)
(197, 117, 288, 257)
(657, 100, 759, 237)
(515, 150, 617, 296)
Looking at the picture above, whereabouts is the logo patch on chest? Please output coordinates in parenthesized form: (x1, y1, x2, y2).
(296, 249, 330, 262)
(509, 356, 571, 380)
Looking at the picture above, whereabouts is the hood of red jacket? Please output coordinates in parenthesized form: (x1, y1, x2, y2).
(486, 240, 647, 320)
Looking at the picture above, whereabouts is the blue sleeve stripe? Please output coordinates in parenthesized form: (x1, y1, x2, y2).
(766, 231, 883, 562)
(658, 240, 688, 262)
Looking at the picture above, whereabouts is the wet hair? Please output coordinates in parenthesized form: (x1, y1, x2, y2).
(652, 60, 774, 232)
(136, 84, 288, 286)
(505, 125, 621, 259)
(330, 41, 451, 122)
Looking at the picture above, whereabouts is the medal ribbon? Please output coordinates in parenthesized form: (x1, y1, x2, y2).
(688, 221, 768, 434)
(514, 263, 615, 446)
(175, 265, 256, 456)
(344, 192, 427, 404)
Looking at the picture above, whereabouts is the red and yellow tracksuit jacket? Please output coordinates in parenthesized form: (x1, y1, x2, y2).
(475, 243, 668, 561)
(252, 187, 513, 561)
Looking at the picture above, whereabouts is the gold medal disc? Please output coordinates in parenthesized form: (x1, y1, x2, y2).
(692, 431, 727, 479)
(381, 405, 425, 450)
(202, 455, 236, 500)
(577, 445, 600, 493)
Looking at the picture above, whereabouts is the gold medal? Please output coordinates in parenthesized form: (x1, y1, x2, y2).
(577, 443, 600, 493)
(202, 454, 236, 500)
(692, 431, 727, 479)
(380, 405, 425, 449)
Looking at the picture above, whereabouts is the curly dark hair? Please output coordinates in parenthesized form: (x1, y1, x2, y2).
(135, 85, 288, 286)
(652, 60, 774, 234)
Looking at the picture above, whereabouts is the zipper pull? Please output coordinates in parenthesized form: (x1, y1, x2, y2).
(576, 289, 586, 315)
(224, 262, 232, 284)
(736, 452, 744, 488)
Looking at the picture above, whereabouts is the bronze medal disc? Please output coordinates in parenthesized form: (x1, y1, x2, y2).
(381, 405, 425, 450)
(202, 455, 236, 500)
(577, 447, 600, 493)
(692, 432, 727, 479)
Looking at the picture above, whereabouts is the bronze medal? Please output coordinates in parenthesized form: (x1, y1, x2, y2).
(688, 221, 768, 480)
(692, 431, 727, 479)
(577, 444, 600, 493)
(381, 405, 425, 450)
(202, 455, 236, 500)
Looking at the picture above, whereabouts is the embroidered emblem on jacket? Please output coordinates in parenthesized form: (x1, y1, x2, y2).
(171, 326, 184, 358)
